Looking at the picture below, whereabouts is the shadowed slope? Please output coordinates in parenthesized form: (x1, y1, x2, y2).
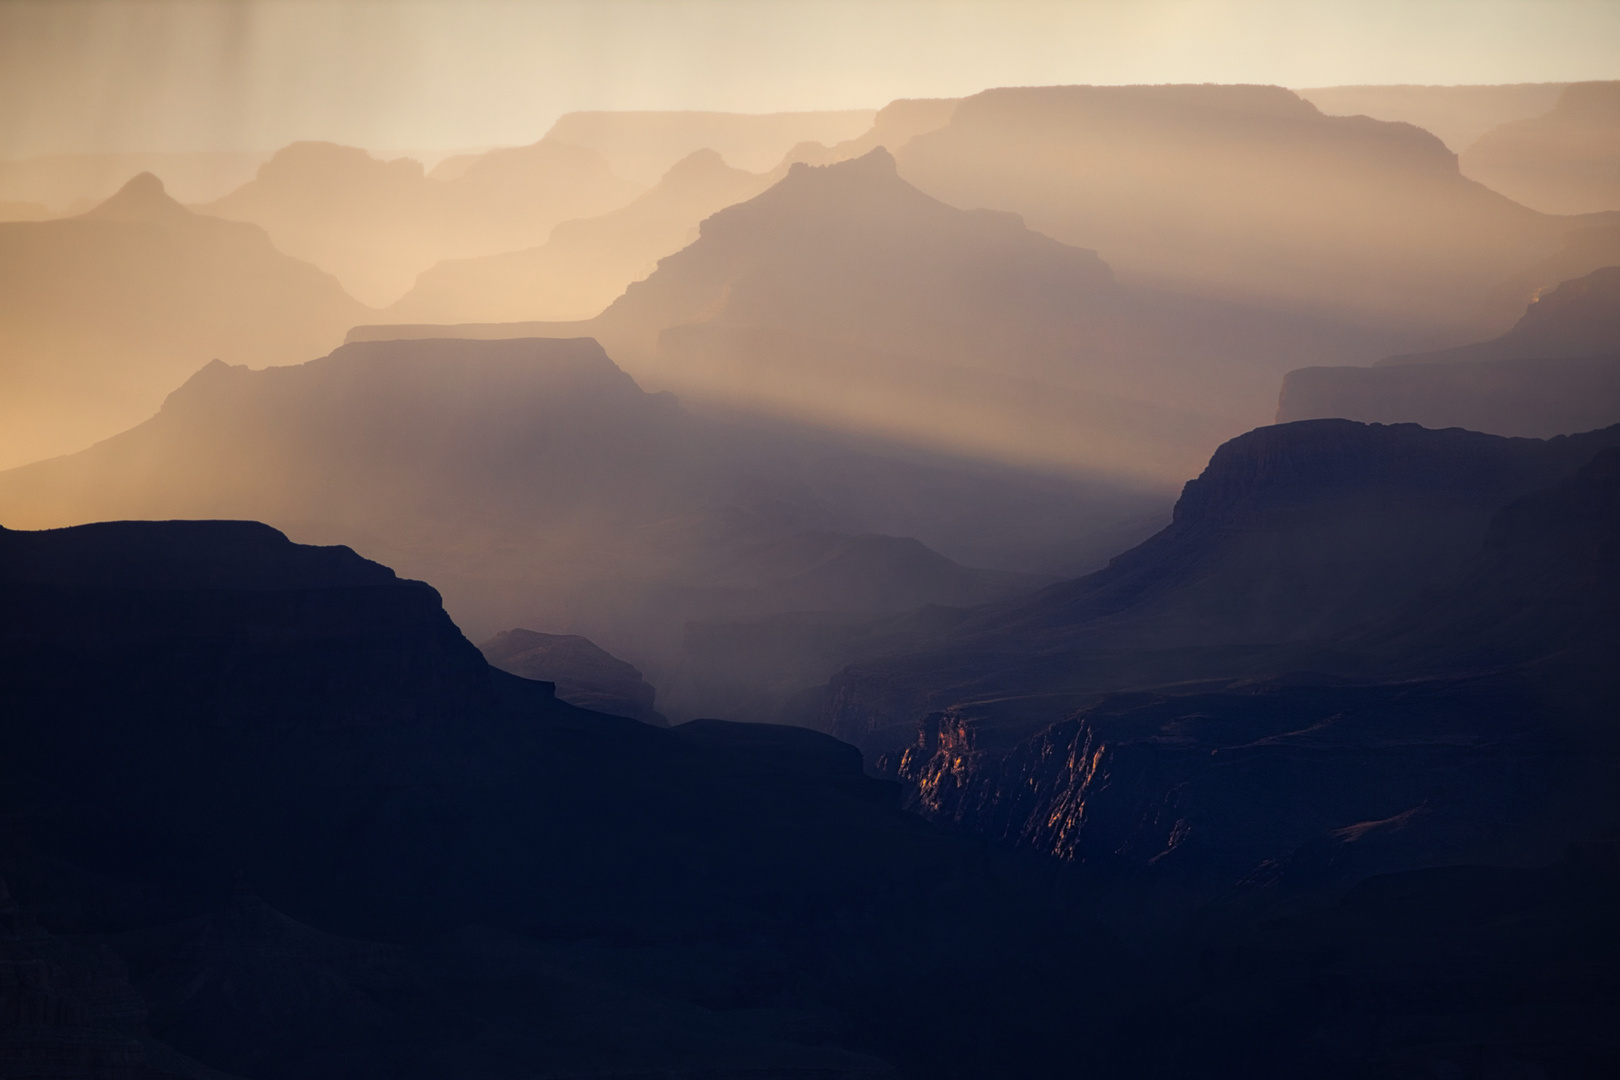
(480, 628, 667, 726)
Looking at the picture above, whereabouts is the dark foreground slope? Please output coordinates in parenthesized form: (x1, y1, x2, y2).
(0, 519, 1145, 1080)
(0, 336, 1161, 723)
(4, 519, 1616, 1077)
(1279, 265, 1620, 436)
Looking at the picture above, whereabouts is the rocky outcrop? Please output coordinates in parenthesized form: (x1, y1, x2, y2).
(576, 144, 1402, 481)
(894, 674, 1572, 885)
(872, 424, 1620, 887)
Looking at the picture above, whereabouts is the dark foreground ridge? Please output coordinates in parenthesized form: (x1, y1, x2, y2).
(3, 510, 1617, 1077)
(0, 517, 1135, 1079)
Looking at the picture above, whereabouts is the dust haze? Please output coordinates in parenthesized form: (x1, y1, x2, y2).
(3, 2, 1620, 1077)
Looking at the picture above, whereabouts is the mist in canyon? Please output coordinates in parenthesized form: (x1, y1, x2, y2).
(3, 2, 1619, 1077)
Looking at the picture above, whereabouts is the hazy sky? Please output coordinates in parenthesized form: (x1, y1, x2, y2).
(3, 0, 1619, 157)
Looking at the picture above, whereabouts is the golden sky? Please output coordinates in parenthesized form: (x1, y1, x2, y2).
(3, 0, 1619, 157)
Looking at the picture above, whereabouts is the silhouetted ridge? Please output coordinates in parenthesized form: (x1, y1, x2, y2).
(0, 519, 393, 590)
(897, 82, 1563, 336)
(1171, 418, 1598, 523)
(0, 516, 1146, 1078)
(0, 164, 366, 468)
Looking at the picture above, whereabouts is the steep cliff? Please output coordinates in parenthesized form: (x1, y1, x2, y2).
(872, 427, 1620, 888)
(828, 418, 1620, 758)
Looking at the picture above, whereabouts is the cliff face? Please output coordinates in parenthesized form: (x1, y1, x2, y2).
(0, 520, 494, 734)
(881, 431, 1620, 887)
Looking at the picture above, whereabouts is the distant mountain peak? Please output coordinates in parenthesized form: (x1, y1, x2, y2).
(78, 171, 195, 224)
(785, 145, 898, 181)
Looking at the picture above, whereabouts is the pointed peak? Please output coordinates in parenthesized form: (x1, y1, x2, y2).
(79, 172, 194, 224)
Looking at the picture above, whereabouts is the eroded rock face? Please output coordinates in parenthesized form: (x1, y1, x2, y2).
(893, 676, 1571, 887)
(847, 421, 1620, 888)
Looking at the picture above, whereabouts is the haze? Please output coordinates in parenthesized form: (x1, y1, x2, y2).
(3, 2, 1620, 1077)
(3, 0, 1619, 157)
